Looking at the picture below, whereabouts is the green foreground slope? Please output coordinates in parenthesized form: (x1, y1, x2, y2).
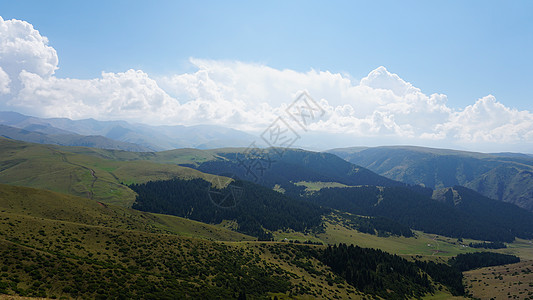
(0, 184, 468, 299)
(0, 184, 352, 299)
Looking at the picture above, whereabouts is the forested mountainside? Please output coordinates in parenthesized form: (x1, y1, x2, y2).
(328, 146, 533, 211)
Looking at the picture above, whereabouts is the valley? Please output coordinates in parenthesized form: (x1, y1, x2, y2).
(0, 138, 532, 299)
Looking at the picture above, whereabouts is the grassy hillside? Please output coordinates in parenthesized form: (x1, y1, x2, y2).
(52, 146, 405, 189)
(273, 212, 476, 260)
(273, 212, 533, 263)
(0, 138, 415, 210)
(0, 184, 360, 299)
(0, 183, 252, 241)
(0, 138, 229, 207)
(463, 260, 533, 299)
(51, 145, 218, 165)
(294, 181, 353, 192)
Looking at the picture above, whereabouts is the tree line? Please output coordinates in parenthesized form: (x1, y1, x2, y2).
(449, 252, 520, 272)
(468, 241, 506, 249)
(306, 186, 519, 242)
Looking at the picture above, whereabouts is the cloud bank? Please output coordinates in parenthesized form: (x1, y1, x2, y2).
(1, 16, 532, 152)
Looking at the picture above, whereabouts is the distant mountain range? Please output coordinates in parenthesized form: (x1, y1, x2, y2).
(0, 124, 152, 152)
(328, 146, 533, 211)
(0, 111, 258, 151)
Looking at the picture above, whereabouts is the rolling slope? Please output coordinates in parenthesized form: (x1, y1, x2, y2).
(0, 138, 228, 206)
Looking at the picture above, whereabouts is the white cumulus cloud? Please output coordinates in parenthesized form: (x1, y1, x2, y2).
(441, 95, 533, 143)
(0, 16, 58, 84)
(158, 59, 453, 137)
(14, 69, 181, 124)
(0, 66, 9, 94)
(0, 16, 532, 151)
(360, 66, 419, 97)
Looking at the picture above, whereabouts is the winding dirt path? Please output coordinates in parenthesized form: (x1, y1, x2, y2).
(431, 235, 440, 256)
(57, 151, 98, 199)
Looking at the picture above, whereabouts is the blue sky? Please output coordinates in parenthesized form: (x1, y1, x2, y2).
(1, 1, 533, 151)
(3, 0, 532, 109)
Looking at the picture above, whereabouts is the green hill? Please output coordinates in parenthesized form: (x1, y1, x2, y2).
(432, 186, 533, 239)
(0, 185, 293, 299)
(39, 145, 407, 190)
(0, 138, 228, 207)
(0, 183, 253, 241)
(0, 138, 427, 211)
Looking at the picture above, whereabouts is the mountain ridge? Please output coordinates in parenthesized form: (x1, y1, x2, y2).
(328, 145, 533, 211)
(0, 111, 259, 151)
(0, 124, 152, 152)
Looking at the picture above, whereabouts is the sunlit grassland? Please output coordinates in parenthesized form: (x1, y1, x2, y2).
(150, 213, 254, 242)
(0, 183, 248, 243)
(273, 213, 533, 263)
(0, 138, 231, 207)
(51, 144, 220, 165)
(422, 291, 467, 299)
(294, 181, 353, 192)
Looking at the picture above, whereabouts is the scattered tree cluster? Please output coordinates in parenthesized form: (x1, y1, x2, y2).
(468, 241, 507, 249)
